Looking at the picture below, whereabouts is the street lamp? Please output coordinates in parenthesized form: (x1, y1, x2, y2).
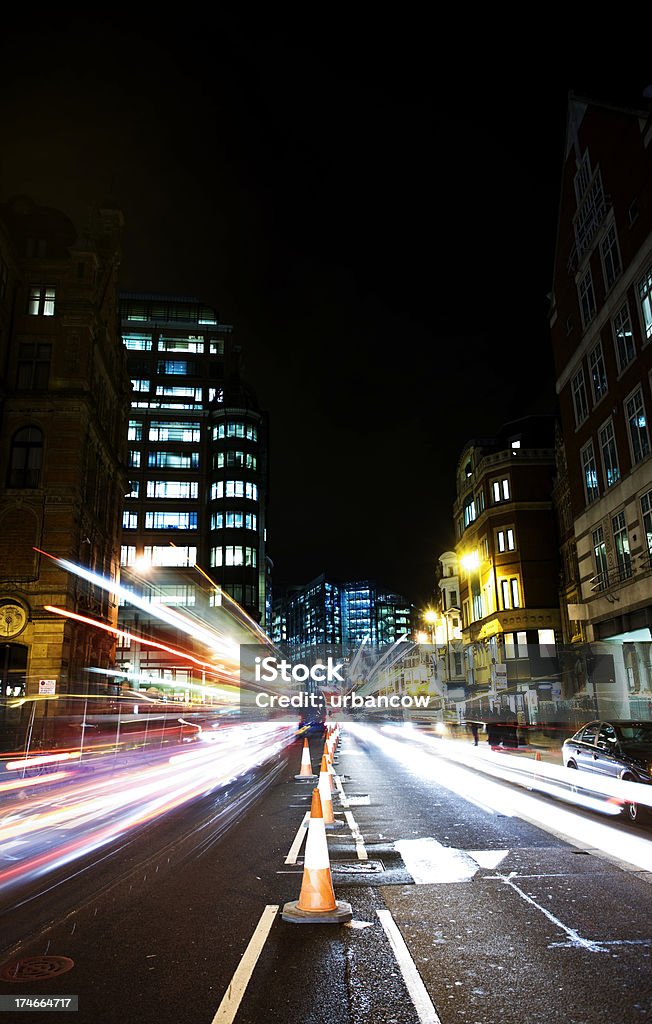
(423, 609, 437, 644)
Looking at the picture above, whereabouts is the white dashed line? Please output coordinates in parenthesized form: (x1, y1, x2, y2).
(211, 905, 279, 1024)
(284, 811, 310, 864)
(377, 909, 443, 1024)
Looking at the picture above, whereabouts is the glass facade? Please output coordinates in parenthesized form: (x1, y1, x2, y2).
(118, 293, 267, 670)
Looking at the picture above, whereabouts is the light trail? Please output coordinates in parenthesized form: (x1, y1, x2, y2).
(0, 724, 295, 895)
(347, 723, 652, 873)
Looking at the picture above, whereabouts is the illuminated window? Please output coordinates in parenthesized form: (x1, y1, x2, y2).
(155, 385, 202, 401)
(148, 451, 199, 470)
(126, 480, 139, 498)
(496, 528, 515, 552)
(158, 336, 204, 353)
(127, 450, 141, 468)
(211, 511, 257, 530)
(213, 422, 258, 441)
(215, 450, 257, 470)
(499, 578, 520, 610)
(463, 496, 476, 527)
(131, 379, 150, 392)
(156, 360, 195, 375)
(27, 286, 55, 316)
(120, 545, 136, 566)
(128, 420, 143, 441)
(146, 480, 199, 499)
(599, 420, 620, 488)
(144, 511, 198, 529)
(148, 421, 201, 442)
(122, 511, 138, 529)
(638, 262, 652, 341)
(505, 631, 527, 658)
(123, 334, 152, 350)
(211, 546, 258, 567)
(491, 478, 510, 503)
(144, 545, 197, 567)
(211, 481, 258, 501)
(581, 440, 599, 504)
(612, 511, 632, 580)
(626, 388, 650, 464)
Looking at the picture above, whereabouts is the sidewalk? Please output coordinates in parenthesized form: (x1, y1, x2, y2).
(446, 724, 564, 765)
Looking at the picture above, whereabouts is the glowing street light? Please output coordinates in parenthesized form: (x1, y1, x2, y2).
(460, 550, 480, 573)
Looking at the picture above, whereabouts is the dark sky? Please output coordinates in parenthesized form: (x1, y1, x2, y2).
(1, 17, 650, 605)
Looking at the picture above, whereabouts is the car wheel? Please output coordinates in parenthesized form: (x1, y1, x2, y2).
(620, 775, 639, 822)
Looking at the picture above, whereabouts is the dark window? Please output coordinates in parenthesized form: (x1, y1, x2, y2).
(8, 426, 43, 488)
(17, 342, 51, 389)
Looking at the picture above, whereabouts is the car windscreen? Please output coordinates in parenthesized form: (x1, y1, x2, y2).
(616, 722, 652, 746)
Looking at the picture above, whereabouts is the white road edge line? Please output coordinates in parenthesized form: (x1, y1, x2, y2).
(285, 811, 310, 864)
(376, 909, 443, 1024)
(211, 905, 279, 1024)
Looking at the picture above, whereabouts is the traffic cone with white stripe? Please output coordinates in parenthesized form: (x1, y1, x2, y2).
(318, 754, 336, 826)
(295, 738, 317, 781)
(282, 788, 353, 924)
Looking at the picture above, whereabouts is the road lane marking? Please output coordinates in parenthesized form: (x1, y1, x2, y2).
(493, 872, 607, 953)
(284, 812, 310, 864)
(334, 774, 349, 806)
(344, 810, 368, 860)
(211, 905, 279, 1024)
(377, 909, 443, 1024)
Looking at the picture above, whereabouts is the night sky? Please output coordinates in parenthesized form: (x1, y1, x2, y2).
(1, 17, 650, 606)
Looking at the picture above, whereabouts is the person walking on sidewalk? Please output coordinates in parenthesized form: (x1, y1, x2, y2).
(469, 721, 479, 746)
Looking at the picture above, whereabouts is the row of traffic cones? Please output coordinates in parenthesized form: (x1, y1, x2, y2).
(283, 726, 352, 924)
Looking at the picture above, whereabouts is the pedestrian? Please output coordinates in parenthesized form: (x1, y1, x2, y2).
(469, 721, 479, 746)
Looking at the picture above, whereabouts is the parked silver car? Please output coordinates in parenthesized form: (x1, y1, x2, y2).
(561, 719, 652, 822)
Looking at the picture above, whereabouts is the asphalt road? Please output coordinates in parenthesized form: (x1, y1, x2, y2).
(0, 725, 651, 1024)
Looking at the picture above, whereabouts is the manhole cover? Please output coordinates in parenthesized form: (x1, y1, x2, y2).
(0, 955, 75, 982)
(332, 860, 385, 873)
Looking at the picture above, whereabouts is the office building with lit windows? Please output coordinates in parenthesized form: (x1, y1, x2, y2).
(549, 91, 652, 654)
(118, 293, 268, 692)
(272, 574, 415, 658)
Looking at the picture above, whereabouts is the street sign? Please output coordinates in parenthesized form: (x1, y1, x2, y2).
(38, 679, 56, 694)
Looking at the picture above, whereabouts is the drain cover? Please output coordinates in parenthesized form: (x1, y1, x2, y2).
(0, 955, 75, 982)
(332, 860, 385, 873)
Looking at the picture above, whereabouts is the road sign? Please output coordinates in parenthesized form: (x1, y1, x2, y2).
(38, 679, 57, 694)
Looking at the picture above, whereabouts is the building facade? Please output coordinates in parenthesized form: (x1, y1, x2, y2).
(453, 416, 562, 719)
(550, 92, 652, 650)
(0, 195, 130, 723)
(117, 293, 269, 694)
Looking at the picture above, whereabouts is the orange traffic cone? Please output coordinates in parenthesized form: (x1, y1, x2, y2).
(282, 788, 352, 924)
(534, 751, 541, 761)
(295, 739, 317, 781)
(318, 755, 336, 826)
